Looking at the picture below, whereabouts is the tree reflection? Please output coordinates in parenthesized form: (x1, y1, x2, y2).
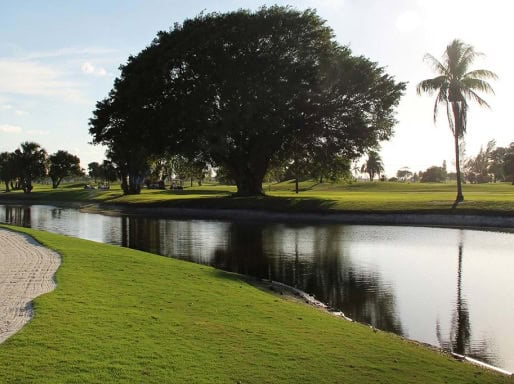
(214, 223, 403, 335)
(2, 205, 31, 227)
(298, 225, 403, 334)
(213, 222, 271, 278)
(120, 216, 162, 255)
(436, 237, 496, 366)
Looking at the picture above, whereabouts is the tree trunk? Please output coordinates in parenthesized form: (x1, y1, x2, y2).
(235, 175, 264, 196)
(4, 181, 9, 192)
(452, 103, 464, 203)
(232, 162, 266, 196)
(120, 174, 129, 194)
(51, 177, 61, 189)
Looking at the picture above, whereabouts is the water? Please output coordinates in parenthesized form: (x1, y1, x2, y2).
(2, 204, 514, 371)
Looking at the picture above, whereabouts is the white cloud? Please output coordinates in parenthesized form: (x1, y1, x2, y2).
(0, 124, 22, 133)
(0, 103, 26, 116)
(81, 61, 108, 76)
(0, 59, 88, 104)
(81, 61, 95, 74)
(24, 47, 118, 61)
(27, 129, 49, 136)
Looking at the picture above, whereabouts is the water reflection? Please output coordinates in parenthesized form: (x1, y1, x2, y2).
(3, 205, 31, 227)
(436, 237, 499, 366)
(1, 203, 513, 371)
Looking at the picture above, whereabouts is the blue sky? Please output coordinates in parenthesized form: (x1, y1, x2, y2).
(1, 0, 512, 176)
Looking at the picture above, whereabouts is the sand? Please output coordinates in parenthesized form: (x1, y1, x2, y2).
(0, 228, 60, 343)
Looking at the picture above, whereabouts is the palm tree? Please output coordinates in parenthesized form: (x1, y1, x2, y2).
(13, 142, 48, 193)
(360, 150, 384, 181)
(417, 39, 497, 203)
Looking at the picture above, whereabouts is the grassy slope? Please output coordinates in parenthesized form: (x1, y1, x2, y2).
(0, 226, 509, 383)
(1, 180, 513, 214)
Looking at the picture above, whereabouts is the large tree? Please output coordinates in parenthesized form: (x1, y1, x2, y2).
(417, 39, 497, 202)
(13, 142, 47, 193)
(90, 6, 405, 195)
(48, 150, 83, 188)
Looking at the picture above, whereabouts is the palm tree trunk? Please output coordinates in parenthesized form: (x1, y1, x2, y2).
(454, 133, 464, 202)
(451, 103, 464, 203)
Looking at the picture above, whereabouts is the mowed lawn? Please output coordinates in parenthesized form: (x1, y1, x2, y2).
(0, 226, 510, 383)
(1, 180, 513, 214)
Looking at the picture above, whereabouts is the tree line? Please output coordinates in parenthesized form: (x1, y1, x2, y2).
(89, 6, 405, 196)
(393, 140, 514, 184)
(0, 142, 83, 193)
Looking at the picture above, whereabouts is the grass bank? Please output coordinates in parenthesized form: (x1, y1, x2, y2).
(0, 225, 510, 383)
(1, 180, 513, 216)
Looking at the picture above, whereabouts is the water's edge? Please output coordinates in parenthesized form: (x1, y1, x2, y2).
(83, 204, 514, 230)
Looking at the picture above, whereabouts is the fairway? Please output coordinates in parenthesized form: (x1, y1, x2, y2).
(1, 180, 513, 215)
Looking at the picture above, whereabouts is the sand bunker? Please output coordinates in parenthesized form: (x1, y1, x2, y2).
(0, 229, 60, 343)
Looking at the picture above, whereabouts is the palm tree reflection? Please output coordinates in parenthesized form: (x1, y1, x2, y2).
(436, 238, 497, 366)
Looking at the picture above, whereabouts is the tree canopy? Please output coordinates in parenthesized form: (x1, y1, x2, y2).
(13, 142, 48, 193)
(49, 150, 83, 189)
(90, 6, 405, 195)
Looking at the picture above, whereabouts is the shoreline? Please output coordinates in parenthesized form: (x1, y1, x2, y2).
(252, 277, 513, 377)
(0, 196, 513, 230)
(81, 204, 514, 230)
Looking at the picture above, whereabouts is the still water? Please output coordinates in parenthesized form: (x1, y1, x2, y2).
(2, 204, 514, 371)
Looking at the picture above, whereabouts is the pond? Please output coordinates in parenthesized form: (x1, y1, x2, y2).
(2, 203, 514, 372)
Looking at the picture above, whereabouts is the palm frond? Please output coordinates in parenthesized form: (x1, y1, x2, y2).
(464, 69, 498, 81)
(461, 88, 492, 108)
(446, 102, 455, 135)
(422, 54, 447, 76)
(461, 77, 495, 95)
(416, 76, 447, 95)
(433, 88, 448, 123)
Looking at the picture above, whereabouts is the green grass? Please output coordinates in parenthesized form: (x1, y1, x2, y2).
(1, 180, 513, 215)
(0, 225, 510, 383)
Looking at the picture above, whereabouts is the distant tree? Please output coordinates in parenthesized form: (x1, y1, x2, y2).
(214, 165, 236, 185)
(0, 152, 16, 192)
(90, 7, 405, 195)
(168, 155, 207, 187)
(421, 166, 447, 183)
(88, 162, 101, 183)
(48, 150, 83, 188)
(463, 140, 495, 183)
(361, 151, 384, 181)
(99, 160, 118, 185)
(417, 39, 497, 202)
(502, 143, 514, 184)
(396, 167, 413, 181)
(488, 146, 507, 182)
(308, 150, 351, 184)
(13, 142, 47, 193)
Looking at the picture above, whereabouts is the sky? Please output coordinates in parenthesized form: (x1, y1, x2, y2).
(1, 0, 512, 177)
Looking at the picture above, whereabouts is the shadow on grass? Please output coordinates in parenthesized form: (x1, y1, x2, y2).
(155, 188, 233, 196)
(153, 194, 340, 213)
